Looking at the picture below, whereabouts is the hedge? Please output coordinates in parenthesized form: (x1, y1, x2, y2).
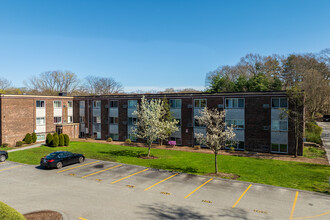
(46, 133, 53, 146)
(32, 132, 37, 143)
(305, 121, 323, 144)
(24, 133, 32, 144)
(59, 134, 64, 146)
(52, 133, 59, 147)
(0, 201, 25, 220)
(64, 134, 70, 146)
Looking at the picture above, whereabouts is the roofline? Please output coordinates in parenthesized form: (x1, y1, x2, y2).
(0, 94, 74, 99)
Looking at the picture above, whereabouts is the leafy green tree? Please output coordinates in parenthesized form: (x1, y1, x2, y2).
(246, 73, 270, 91)
(46, 133, 53, 146)
(64, 134, 70, 146)
(24, 133, 32, 144)
(52, 133, 59, 147)
(59, 134, 64, 146)
(270, 77, 282, 91)
(206, 75, 236, 93)
(32, 132, 37, 143)
(235, 75, 248, 92)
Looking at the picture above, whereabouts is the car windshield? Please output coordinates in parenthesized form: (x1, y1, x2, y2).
(46, 152, 61, 159)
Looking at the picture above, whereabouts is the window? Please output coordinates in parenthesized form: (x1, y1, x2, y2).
(110, 117, 118, 124)
(169, 137, 182, 145)
(128, 134, 137, 141)
(175, 118, 181, 127)
(68, 101, 73, 108)
(226, 119, 245, 129)
(271, 143, 288, 153)
(110, 133, 119, 140)
(36, 134, 45, 141)
(194, 119, 206, 127)
(272, 98, 287, 108)
(36, 100, 45, 108)
(93, 116, 101, 123)
(80, 101, 85, 108)
(110, 101, 118, 108)
(54, 101, 61, 108)
(271, 120, 288, 131)
(194, 99, 207, 108)
(225, 98, 244, 108)
(128, 100, 137, 108)
(54, 117, 62, 124)
(128, 117, 137, 125)
(169, 99, 182, 108)
(93, 101, 101, 109)
(36, 117, 45, 125)
(68, 116, 73, 123)
(226, 141, 244, 150)
(79, 116, 85, 123)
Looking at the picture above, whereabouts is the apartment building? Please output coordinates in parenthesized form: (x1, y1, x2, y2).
(73, 91, 304, 156)
(0, 94, 79, 146)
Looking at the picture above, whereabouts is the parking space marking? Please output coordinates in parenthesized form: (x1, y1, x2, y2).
(111, 168, 149, 184)
(81, 164, 122, 178)
(232, 184, 252, 208)
(0, 165, 23, 172)
(184, 178, 213, 199)
(290, 191, 330, 219)
(78, 217, 88, 220)
(57, 161, 100, 173)
(144, 173, 178, 191)
(290, 191, 299, 219)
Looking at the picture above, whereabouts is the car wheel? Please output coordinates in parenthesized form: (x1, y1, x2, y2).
(79, 157, 84, 163)
(0, 155, 6, 162)
(56, 162, 63, 169)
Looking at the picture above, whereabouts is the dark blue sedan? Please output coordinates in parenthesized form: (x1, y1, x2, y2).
(40, 151, 85, 169)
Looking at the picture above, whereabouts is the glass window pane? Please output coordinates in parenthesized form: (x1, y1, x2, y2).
(238, 141, 244, 149)
(280, 98, 288, 108)
(201, 99, 206, 107)
(272, 98, 279, 108)
(280, 121, 288, 131)
(272, 121, 280, 131)
(233, 99, 238, 108)
(194, 100, 200, 108)
(272, 144, 279, 152)
(176, 99, 181, 108)
(280, 144, 287, 152)
(238, 99, 244, 108)
(169, 100, 174, 108)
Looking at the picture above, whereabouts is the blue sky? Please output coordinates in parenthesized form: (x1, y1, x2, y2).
(0, 0, 329, 92)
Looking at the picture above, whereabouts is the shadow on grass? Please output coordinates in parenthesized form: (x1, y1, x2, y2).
(99, 150, 147, 158)
(137, 203, 248, 219)
(150, 164, 199, 174)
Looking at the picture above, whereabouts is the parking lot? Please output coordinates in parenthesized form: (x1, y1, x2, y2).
(1, 159, 330, 220)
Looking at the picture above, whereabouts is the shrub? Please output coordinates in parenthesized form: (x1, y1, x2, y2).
(0, 201, 25, 220)
(107, 137, 113, 142)
(24, 133, 32, 144)
(59, 134, 64, 146)
(52, 133, 59, 147)
(1, 143, 9, 148)
(64, 134, 70, 146)
(305, 121, 322, 144)
(46, 133, 53, 146)
(168, 141, 176, 147)
(229, 146, 235, 152)
(125, 139, 131, 144)
(32, 132, 37, 143)
(16, 141, 24, 147)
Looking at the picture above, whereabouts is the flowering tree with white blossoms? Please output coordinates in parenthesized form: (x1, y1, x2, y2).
(132, 96, 178, 157)
(195, 107, 236, 174)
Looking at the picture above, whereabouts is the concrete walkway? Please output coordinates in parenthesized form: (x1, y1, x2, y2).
(317, 122, 330, 165)
(7, 143, 44, 152)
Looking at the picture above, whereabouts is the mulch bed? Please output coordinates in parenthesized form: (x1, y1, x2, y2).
(72, 138, 329, 165)
(24, 210, 62, 220)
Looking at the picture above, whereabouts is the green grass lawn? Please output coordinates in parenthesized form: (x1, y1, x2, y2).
(303, 146, 326, 159)
(8, 142, 330, 194)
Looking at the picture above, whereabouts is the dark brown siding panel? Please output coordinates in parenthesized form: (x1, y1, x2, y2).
(118, 99, 127, 140)
(181, 98, 194, 147)
(101, 100, 109, 139)
(245, 96, 271, 152)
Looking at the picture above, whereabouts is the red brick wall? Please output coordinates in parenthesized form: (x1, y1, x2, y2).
(118, 99, 127, 140)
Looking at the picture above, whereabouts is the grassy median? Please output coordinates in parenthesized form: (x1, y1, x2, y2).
(8, 141, 330, 194)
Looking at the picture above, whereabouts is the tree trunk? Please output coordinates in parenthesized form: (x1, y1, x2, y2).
(160, 139, 163, 146)
(215, 152, 218, 174)
(147, 144, 151, 157)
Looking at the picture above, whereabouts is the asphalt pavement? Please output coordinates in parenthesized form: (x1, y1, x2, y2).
(1, 159, 330, 220)
(317, 122, 330, 165)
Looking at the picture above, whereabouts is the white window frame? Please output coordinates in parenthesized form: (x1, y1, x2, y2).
(225, 141, 245, 150)
(109, 100, 118, 108)
(68, 101, 73, 108)
(128, 100, 138, 108)
(271, 97, 288, 109)
(54, 116, 62, 124)
(36, 117, 45, 125)
(36, 100, 45, 108)
(271, 143, 288, 154)
(271, 120, 288, 132)
(225, 98, 244, 109)
(169, 99, 182, 109)
(68, 116, 73, 123)
(194, 99, 207, 108)
(79, 101, 85, 108)
(36, 134, 46, 141)
(93, 100, 101, 109)
(93, 116, 101, 123)
(54, 101, 62, 108)
(110, 133, 119, 140)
